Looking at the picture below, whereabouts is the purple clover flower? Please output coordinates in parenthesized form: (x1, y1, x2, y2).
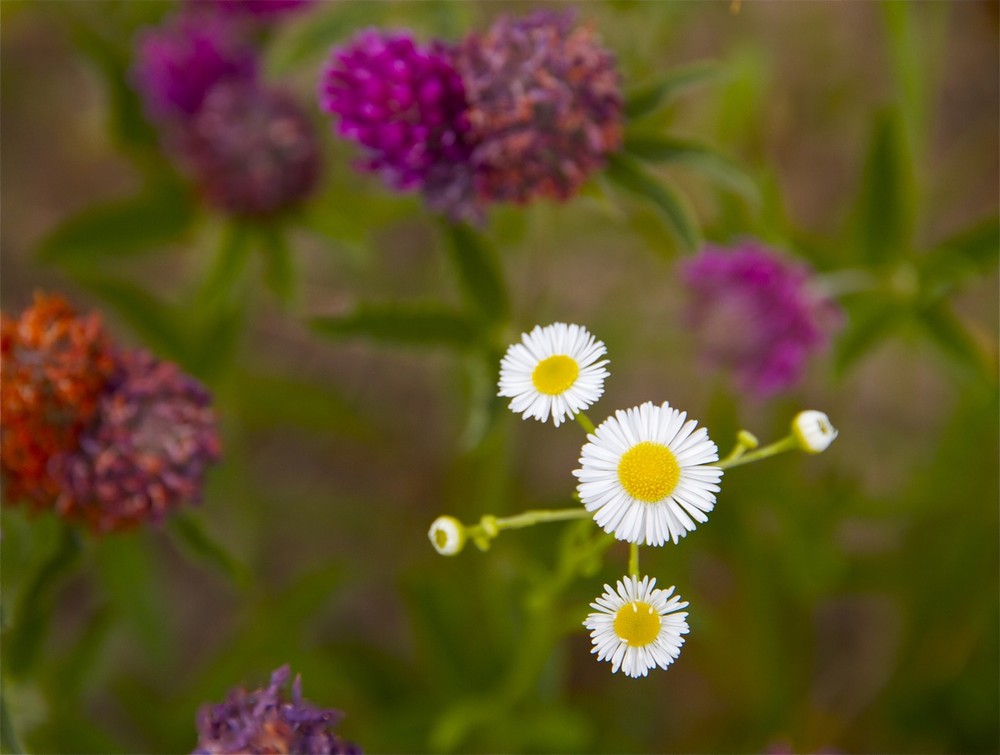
(54, 349, 221, 533)
(681, 242, 842, 397)
(133, 13, 257, 120)
(173, 81, 321, 217)
(454, 10, 623, 204)
(320, 30, 478, 221)
(194, 665, 360, 755)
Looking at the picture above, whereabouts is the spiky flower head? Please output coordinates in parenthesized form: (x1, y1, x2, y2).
(133, 13, 257, 120)
(681, 242, 842, 397)
(320, 30, 478, 221)
(1, 294, 115, 509)
(55, 350, 220, 533)
(454, 9, 623, 204)
(174, 81, 321, 217)
(194, 665, 360, 755)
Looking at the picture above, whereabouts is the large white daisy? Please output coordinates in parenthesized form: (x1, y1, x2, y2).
(583, 574, 689, 678)
(498, 323, 609, 427)
(573, 401, 722, 546)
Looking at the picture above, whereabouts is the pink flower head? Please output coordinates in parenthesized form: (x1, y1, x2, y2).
(681, 242, 842, 397)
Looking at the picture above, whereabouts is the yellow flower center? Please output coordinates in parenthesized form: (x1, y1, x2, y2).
(617, 442, 680, 502)
(531, 355, 579, 395)
(614, 601, 661, 647)
(434, 529, 449, 549)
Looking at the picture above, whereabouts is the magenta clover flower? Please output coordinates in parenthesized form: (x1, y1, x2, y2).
(681, 242, 842, 397)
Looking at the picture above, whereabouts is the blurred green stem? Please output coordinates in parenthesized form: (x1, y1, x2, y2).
(816, 268, 881, 298)
(575, 412, 596, 434)
(718, 435, 797, 470)
(467, 507, 591, 550)
(629, 543, 640, 577)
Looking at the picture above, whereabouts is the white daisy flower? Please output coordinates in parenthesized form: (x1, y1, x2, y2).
(498, 323, 609, 427)
(428, 516, 466, 556)
(573, 401, 723, 546)
(792, 410, 838, 454)
(583, 574, 689, 678)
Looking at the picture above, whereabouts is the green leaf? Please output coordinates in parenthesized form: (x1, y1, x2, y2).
(4, 525, 83, 679)
(604, 153, 700, 252)
(919, 216, 1000, 301)
(854, 109, 916, 265)
(69, 276, 191, 366)
(623, 134, 759, 201)
(834, 302, 906, 375)
(167, 513, 251, 589)
(265, 2, 389, 75)
(624, 61, 723, 121)
(37, 180, 195, 266)
(312, 304, 478, 350)
(915, 302, 995, 380)
(441, 223, 509, 324)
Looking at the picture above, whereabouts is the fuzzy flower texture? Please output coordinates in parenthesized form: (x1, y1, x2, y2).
(320, 10, 623, 221)
(133, 8, 319, 218)
(681, 242, 841, 397)
(194, 666, 359, 755)
(1, 294, 220, 533)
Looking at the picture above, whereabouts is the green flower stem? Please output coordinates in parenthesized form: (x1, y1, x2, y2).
(629, 543, 640, 577)
(575, 411, 597, 434)
(466, 507, 592, 550)
(717, 435, 798, 470)
(718, 429, 759, 466)
(0, 678, 22, 754)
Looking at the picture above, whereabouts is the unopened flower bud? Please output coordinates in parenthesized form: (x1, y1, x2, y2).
(428, 515, 466, 556)
(792, 410, 838, 454)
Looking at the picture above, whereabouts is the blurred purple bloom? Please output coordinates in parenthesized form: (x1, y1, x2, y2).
(320, 30, 478, 220)
(454, 10, 623, 204)
(681, 242, 842, 397)
(55, 349, 220, 533)
(133, 14, 257, 120)
(192, 0, 314, 18)
(174, 81, 321, 217)
(194, 665, 360, 755)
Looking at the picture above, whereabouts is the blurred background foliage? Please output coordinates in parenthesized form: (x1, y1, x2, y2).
(1, 1, 997, 753)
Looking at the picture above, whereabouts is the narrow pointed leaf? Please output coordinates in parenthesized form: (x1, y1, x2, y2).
(915, 302, 995, 379)
(441, 223, 509, 324)
(37, 180, 195, 265)
(605, 152, 700, 252)
(623, 134, 759, 201)
(168, 512, 251, 589)
(919, 216, 999, 301)
(854, 109, 916, 264)
(624, 61, 723, 121)
(259, 227, 296, 306)
(312, 304, 478, 350)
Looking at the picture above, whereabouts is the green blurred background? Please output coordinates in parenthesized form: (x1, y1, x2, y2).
(1, 1, 997, 753)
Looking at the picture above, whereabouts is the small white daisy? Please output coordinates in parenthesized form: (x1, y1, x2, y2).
(574, 401, 723, 546)
(792, 410, 838, 454)
(428, 516, 466, 556)
(583, 574, 689, 678)
(498, 323, 609, 427)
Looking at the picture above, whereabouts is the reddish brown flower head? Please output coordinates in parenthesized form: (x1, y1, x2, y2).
(1, 294, 115, 509)
(454, 10, 623, 205)
(54, 349, 221, 533)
